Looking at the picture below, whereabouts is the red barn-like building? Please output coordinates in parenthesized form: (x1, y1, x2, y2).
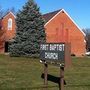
(0, 12, 16, 53)
(43, 9, 86, 56)
(0, 9, 86, 56)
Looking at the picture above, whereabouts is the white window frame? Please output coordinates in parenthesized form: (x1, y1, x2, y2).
(8, 18, 12, 30)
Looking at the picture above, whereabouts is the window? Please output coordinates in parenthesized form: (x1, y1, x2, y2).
(8, 18, 12, 30)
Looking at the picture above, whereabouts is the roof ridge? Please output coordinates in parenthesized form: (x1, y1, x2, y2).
(2, 11, 16, 19)
(43, 9, 62, 15)
(43, 9, 62, 23)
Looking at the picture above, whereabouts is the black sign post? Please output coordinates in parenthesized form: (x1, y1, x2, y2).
(44, 63, 48, 88)
(60, 66, 64, 90)
(40, 43, 65, 90)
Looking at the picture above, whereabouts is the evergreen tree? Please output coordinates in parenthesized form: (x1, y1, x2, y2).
(9, 0, 46, 57)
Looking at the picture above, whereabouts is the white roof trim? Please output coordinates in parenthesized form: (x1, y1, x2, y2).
(84, 39, 86, 43)
(62, 9, 86, 36)
(44, 9, 86, 36)
(3, 12, 16, 19)
(44, 9, 63, 27)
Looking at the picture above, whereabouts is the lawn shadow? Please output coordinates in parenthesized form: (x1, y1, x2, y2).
(41, 73, 66, 87)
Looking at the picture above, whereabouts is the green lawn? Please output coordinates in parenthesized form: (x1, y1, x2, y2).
(0, 55, 90, 90)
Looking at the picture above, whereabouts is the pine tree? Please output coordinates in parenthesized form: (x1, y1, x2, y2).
(9, 0, 46, 57)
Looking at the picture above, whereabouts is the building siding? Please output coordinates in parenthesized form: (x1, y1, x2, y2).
(44, 10, 86, 56)
(0, 10, 86, 56)
(0, 12, 16, 53)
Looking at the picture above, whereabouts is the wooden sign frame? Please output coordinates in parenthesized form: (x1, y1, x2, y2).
(40, 43, 71, 90)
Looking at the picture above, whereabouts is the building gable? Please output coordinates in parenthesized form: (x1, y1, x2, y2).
(43, 9, 61, 23)
(3, 12, 16, 19)
(1, 11, 16, 41)
(43, 9, 85, 36)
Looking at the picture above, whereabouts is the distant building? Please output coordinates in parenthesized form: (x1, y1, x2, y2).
(0, 9, 86, 56)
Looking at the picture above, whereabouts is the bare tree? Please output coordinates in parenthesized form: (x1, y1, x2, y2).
(0, 25, 6, 51)
(83, 28, 90, 51)
(0, 6, 4, 18)
(5, 7, 16, 15)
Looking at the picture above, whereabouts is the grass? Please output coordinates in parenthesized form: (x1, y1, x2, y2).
(0, 55, 90, 90)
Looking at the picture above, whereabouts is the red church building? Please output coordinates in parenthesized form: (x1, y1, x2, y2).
(0, 12, 16, 53)
(43, 9, 86, 56)
(0, 9, 86, 56)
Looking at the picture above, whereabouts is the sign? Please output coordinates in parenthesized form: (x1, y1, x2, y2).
(40, 43, 71, 90)
(40, 43, 65, 63)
